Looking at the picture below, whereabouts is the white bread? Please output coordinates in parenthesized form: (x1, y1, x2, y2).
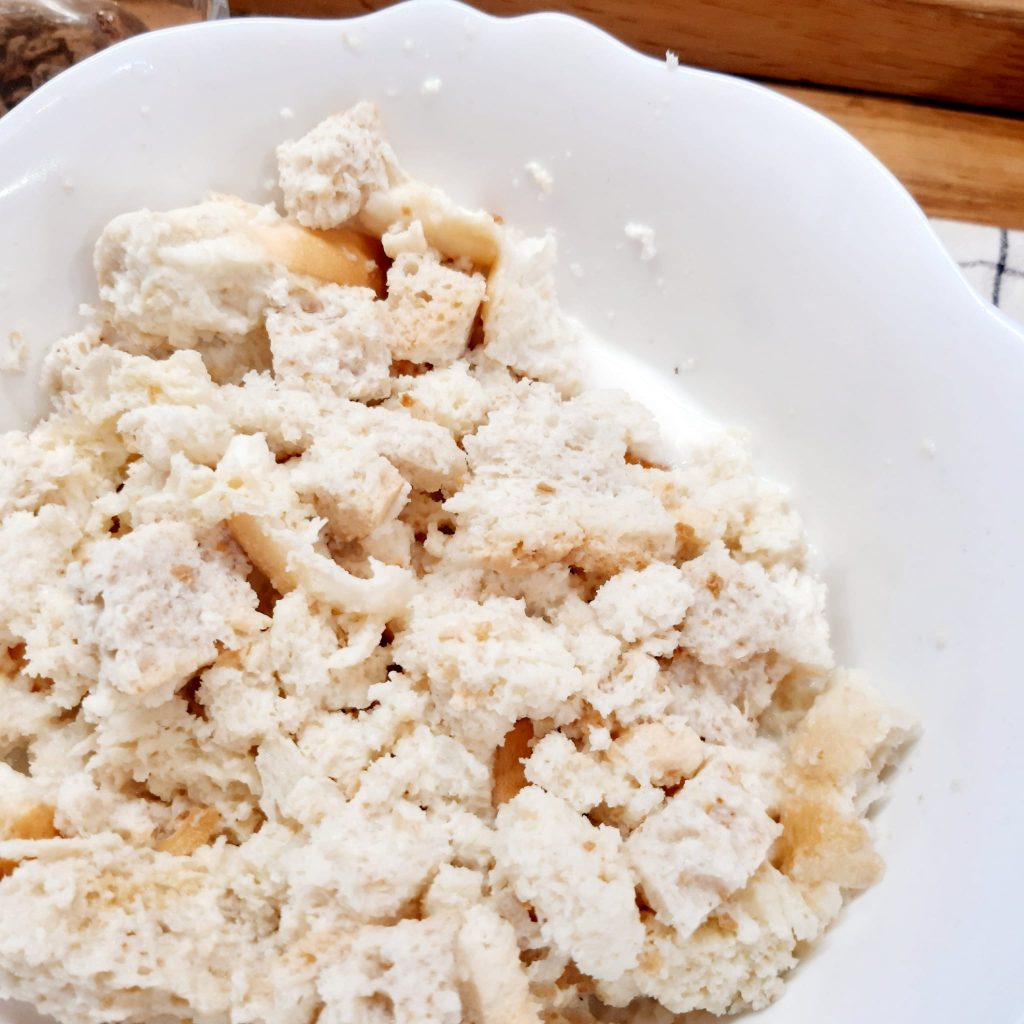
(277, 101, 403, 229)
(67, 521, 263, 707)
(597, 863, 828, 1015)
(494, 786, 644, 982)
(591, 562, 695, 655)
(443, 385, 677, 576)
(387, 251, 486, 366)
(626, 755, 781, 937)
(0, 104, 912, 1024)
(359, 180, 501, 267)
(315, 916, 463, 1024)
(393, 593, 583, 757)
(289, 433, 410, 542)
(94, 198, 280, 348)
(266, 278, 393, 401)
(385, 359, 517, 439)
(482, 231, 581, 394)
(679, 540, 833, 670)
(456, 905, 542, 1024)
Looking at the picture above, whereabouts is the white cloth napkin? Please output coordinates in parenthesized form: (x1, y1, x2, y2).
(932, 219, 1024, 325)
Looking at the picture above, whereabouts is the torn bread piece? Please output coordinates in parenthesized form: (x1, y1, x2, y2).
(482, 231, 581, 394)
(494, 786, 644, 982)
(289, 433, 410, 542)
(387, 250, 486, 367)
(266, 278, 393, 401)
(68, 521, 263, 706)
(444, 385, 676, 576)
(95, 197, 381, 351)
(277, 100, 404, 229)
(597, 863, 828, 1015)
(626, 754, 781, 938)
(777, 671, 915, 890)
(394, 593, 583, 758)
(0, 840, 278, 1024)
(360, 179, 501, 267)
(456, 904, 542, 1024)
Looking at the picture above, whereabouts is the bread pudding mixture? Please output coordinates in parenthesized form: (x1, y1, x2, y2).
(0, 103, 912, 1024)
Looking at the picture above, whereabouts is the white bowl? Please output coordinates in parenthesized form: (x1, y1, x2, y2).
(2, 4, 1023, 1022)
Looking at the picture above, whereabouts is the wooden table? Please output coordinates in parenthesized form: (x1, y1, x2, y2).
(229, 0, 1024, 230)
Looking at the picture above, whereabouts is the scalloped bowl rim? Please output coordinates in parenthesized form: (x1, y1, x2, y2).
(1, 5, 1023, 1023)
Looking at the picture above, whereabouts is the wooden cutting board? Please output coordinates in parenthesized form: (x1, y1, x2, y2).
(230, 0, 1024, 228)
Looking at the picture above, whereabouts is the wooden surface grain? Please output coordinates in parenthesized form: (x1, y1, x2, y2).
(233, 0, 1024, 113)
(228, 0, 1024, 227)
(480, 0, 1024, 114)
(775, 86, 1024, 230)
(122, 0, 204, 28)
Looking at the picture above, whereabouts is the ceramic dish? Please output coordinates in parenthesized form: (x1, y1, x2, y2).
(1, 3, 1023, 1022)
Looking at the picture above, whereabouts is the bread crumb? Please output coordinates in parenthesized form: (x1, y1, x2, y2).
(341, 30, 364, 51)
(919, 437, 937, 457)
(279, 106, 294, 120)
(1, 329, 26, 374)
(666, 50, 679, 66)
(421, 76, 443, 95)
(625, 221, 657, 261)
(525, 160, 554, 195)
